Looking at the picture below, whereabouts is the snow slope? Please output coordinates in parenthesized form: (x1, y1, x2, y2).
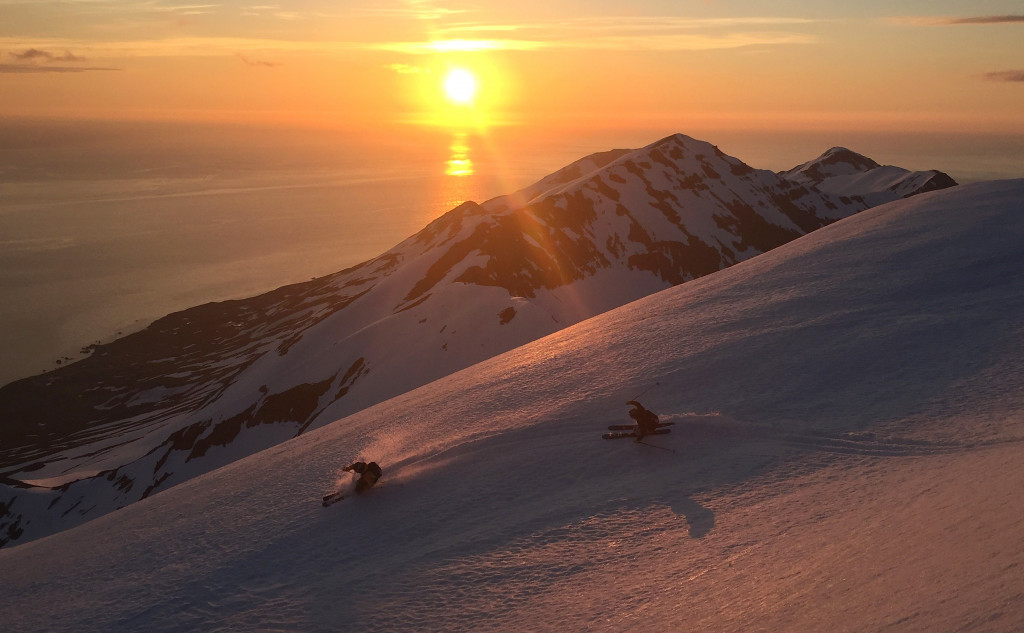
(0, 133, 873, 547)
(1, 180, 1021, 632)
(781, 146, 958, 205)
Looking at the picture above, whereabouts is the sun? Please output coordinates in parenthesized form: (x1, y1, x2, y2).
(444, 69, 477, 105)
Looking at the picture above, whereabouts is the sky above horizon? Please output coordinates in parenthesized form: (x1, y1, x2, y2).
(1, 1, 1022, 133)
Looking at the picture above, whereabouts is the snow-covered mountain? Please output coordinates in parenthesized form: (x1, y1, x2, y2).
(780, 146, 957, 205)
(1, 179, 1021, 632)
(0, 134, 931, 548)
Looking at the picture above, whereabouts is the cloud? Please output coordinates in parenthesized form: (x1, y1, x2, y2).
(372, 15, 818, 54)
(0, 64, 118, 73)
(986, 70, 1024, 82)
(893, 15, 1024, 26)
(151, 4, 219, 16)
(947, 15, 1024, 24)
(352, 0, 467, 20)
(0, 14, 817, 62)
(439, 16, 816, 35)
(10, 48, 86, 62)
(375, 31, 815, 54)
(237, 53, 279, 67)
(386, 63, 424, 74)
(2, 47, 114, 71)
(375, 38, 545, 54)
(396, 0, 466, 20)
(0, 36, 332, 58)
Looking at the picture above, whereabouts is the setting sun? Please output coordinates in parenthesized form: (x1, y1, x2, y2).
(444, 69, 477, 105)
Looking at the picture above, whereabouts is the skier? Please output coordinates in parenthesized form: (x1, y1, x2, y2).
(342, 461, 383, 493)
(626, 400, 660, 440)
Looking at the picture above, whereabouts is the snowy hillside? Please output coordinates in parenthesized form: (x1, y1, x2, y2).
(781, 146, 957, 205)
(0, 133, 876, 547)
(1, 179, 1021, 632)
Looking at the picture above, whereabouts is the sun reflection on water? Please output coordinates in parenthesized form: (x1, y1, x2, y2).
(446, 132, 474, 177)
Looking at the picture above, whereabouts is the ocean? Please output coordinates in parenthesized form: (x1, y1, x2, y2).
(1, 117, 1022, 386)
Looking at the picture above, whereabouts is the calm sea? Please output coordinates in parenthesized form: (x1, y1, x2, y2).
(1, 118, 1022, 386)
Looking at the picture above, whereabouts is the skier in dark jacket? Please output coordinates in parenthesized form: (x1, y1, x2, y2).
(626, 400, 660, 440)
(343, 461, 382, 493)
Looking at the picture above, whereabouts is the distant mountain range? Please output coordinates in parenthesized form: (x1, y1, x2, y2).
(0, 134, 956, 547)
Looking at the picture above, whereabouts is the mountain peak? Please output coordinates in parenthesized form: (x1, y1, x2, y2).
(780, 146, 956, 205)
(647, 132, 703, 148)
(788, 147, 881, 181)
(641, 133, 727, 159)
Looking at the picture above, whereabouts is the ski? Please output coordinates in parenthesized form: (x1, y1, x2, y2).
(322, 491, 350, 507)
(602, 428, 671, 440)
(602, 431, 636, 439)
(606, 422, 675, 431)
(322, 481, 389, 507)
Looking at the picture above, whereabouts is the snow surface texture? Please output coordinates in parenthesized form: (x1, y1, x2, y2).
(2, 134, 918, 547)
(1, 180, 1021, 632)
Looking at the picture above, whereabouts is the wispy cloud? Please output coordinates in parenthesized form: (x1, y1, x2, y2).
(376, 38, 545, 54)
(386, 63, 424, 74)
(236, 53, 279, 67)
(10, 48, 86, 62)
(0, 64, 118, 73)
(986, 70, 1024, 82)
(0, 36, 330, 57)
(0, 13, 817, 61)
(893, 14, 1024, 26)
(375, 32, 815, 54)
(374, 15, 819, 54)
(439, 16, 816, 35)
(2, 47, 116, 72)
(947, 15, 1024, 24)
(352, 0, 467, 20)
(150, 3, 220, 16)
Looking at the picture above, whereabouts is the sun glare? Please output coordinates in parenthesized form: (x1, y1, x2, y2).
(444, 69, 477, 105)
(411, 61, 507, 128)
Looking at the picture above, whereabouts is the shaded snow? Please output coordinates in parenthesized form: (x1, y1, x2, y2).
(1, 180, 1022, 631)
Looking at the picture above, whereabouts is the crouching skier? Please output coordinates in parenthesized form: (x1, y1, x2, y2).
(343, 461, 383, 493)
(626, 400, 660, 441)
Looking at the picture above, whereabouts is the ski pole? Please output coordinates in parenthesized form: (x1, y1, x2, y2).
(637, 440, 675, 454)
(629, 381, 659, 402)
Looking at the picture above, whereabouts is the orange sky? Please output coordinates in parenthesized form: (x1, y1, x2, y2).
(1, 1, 1022, 133)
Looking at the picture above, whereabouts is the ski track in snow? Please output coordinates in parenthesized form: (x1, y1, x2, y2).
(322, 411, 1024, 633)
(3, 402, 1022, 632)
